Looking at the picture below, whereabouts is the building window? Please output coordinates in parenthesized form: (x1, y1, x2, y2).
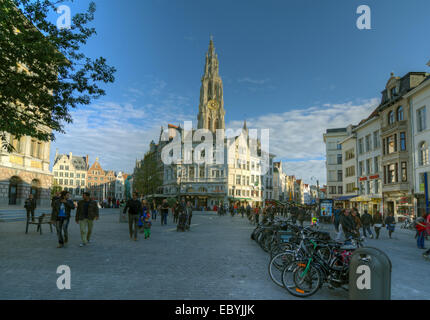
(60, 165, 64, 170)
(236, 175, 241, 185)
(65, 172, 69, 177)
(10, 135, 23, 153)
(336, 144, 342, 150)
(388, 111, 395, 125)
(337, 154, 342, 164)
(82, 174, 85, 178)
(387, 135, 396, 154)
(401, 162, 407, 182)
(373, 130, 380, 149)
(358, 138, 364, 154)
(374, 157, 379, 173)
(397, 106, 404, 121)
(338, 186, 343, 194)
(64, 179, 68, 185)
(420, 141, 429, 166)
(54, 172, 58, 177)
(387, 164, 396, 184)
(346, 166, 355, 177)
(365, 135, 371, 152)
(329, 186, 336, 194)
(70, 173, 74, 178)
(366, 158, 371, 175)
(391, 87, 397, 98)
(375, 180, 379, 194)
(400, 132, 406, 151)
(59, 172, 63, 177)
(337, 170, 342, 182)
(417, 107, 426, 132)
(70, 179, 73, 185)
(358, 161, 363, 176)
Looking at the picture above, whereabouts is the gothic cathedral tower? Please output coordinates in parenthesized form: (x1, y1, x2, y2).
(197, 37, 226, 132)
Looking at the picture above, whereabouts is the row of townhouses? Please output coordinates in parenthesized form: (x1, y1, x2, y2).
(52, 150, 130, 201)
(324, 66, 430, 220)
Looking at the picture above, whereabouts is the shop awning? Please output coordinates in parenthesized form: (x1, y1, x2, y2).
(228, 197, 252, 201)
(333, 195, 358, 201)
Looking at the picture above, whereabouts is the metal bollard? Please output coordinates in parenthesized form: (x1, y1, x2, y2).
(349, 247, 392, 300)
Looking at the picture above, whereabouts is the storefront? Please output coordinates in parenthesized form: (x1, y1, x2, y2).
(350, 195, 382, 215)
(333, 195, 358, 209)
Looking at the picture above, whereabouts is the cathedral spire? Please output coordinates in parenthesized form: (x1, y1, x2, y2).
(197, 37, 225, 132)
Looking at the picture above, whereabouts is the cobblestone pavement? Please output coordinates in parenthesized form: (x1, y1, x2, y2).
(0, 211, 428, 300)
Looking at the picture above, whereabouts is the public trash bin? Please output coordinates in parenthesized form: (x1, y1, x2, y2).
(349, 247, 392, 300)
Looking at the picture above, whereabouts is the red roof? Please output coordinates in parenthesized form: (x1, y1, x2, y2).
(168, 124, 179, 129)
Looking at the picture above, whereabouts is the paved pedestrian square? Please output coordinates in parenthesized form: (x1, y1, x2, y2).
(0, 211, 428, 299)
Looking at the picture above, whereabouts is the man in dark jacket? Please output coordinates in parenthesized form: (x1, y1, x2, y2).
(361, 210, 374, 238)
(297, 206, 305, 227)
(51, 191, 75, 248)
(123, 192, 142, 240)
(76, 192, 99, 246)
(384, 212, 396, 239)
(24, 193, 37, 221)
(340, 209, 356, 239)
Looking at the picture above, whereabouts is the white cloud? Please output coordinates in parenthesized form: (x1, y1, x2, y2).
(226, 98, 380, 185)
(282, 160, 326, 187)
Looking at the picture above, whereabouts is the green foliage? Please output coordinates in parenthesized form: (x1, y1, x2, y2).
(51, 180, 62, 196)
(0, 0, 116, 151)
(167, 197, 177, 207)
(133, 150, 163, 197)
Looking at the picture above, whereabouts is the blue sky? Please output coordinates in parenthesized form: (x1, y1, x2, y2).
(49, 0, 430, 184)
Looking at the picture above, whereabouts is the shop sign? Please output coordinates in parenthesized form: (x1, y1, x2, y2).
(369, 175, 379, 180)
(359, 177, 368, 181)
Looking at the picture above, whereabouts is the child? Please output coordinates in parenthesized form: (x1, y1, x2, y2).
(143, 209, 152, 239)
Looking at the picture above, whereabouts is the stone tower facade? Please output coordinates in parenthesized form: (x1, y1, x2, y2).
(197, 38, 226, 132)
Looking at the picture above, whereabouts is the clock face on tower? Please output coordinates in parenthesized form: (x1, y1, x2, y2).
(207, 99, 219, 111)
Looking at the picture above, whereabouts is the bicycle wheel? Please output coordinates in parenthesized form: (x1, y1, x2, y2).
(268, 250, 295, 287)
(282, 260, 322, 298)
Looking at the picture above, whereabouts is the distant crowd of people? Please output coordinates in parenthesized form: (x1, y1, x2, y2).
(39, 191, 430, 258)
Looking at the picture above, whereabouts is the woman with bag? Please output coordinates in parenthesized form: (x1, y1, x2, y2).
(385, 212, 396, 239)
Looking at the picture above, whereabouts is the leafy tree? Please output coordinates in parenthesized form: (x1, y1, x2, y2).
(0, 0, 116, 151)
(50, 180, 62, 196)
(133, 150, 163, 196)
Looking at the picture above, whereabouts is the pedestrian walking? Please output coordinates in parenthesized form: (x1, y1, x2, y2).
(334, 210, 344, 241)
(416, 213, 427, 249)
(76, 192, 99, 246)
(123, 192, 142, 241)
(138, 200, 149, 233)
(185, 201, 193, 230)
(385, 212, 396, 239)
(24, 193, 37, 222)
(351, 209, 362, 237)
(161, 199, 169, 225)
(51, 191, 75, 248)
(340, 209, 356, 240)
(361, 210, 374, 238)
(151, 200, 157, 221)
(373, 211, 383, 239)
(333, 207, 341, 233)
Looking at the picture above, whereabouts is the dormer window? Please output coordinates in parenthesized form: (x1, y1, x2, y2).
(391, 87, 397, 98)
